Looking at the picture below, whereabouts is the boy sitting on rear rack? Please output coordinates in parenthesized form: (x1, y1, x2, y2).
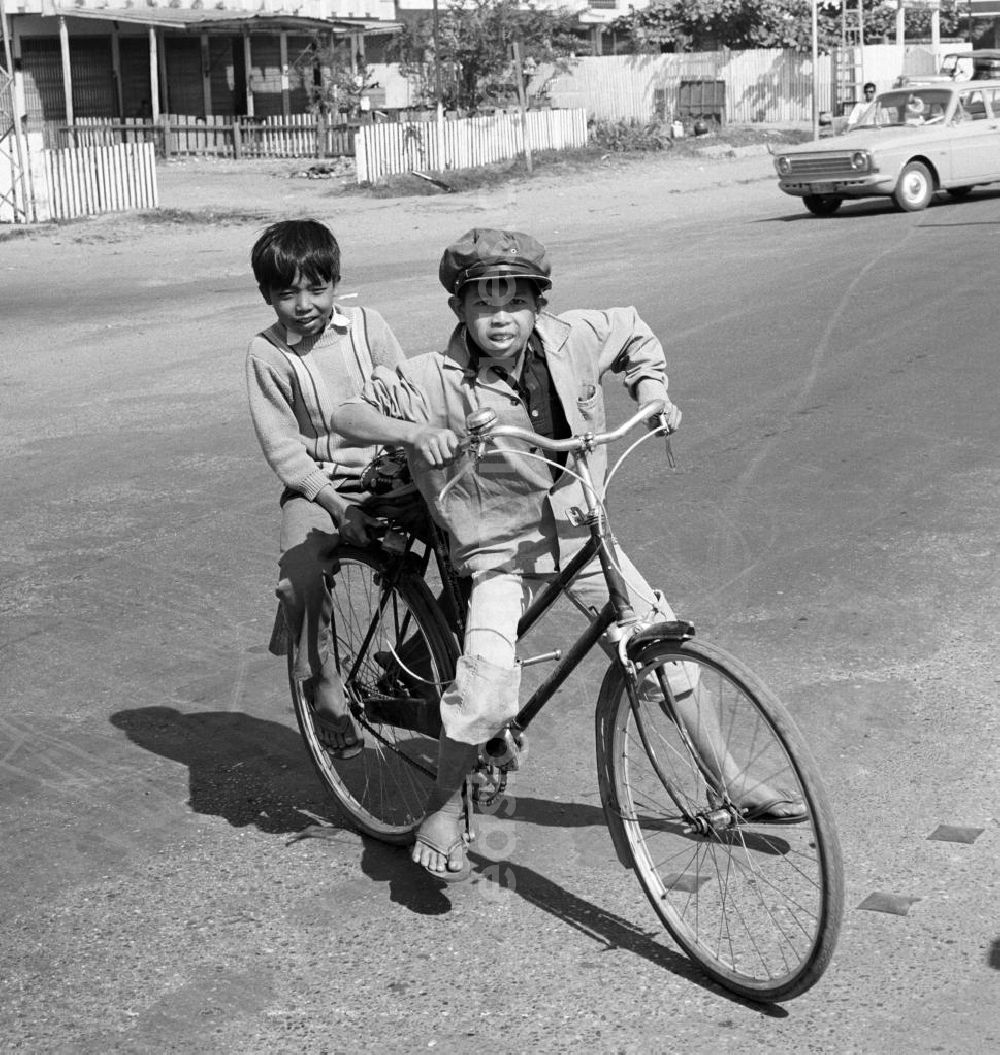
(246, 219, 403, 758)
(337, 227, 804, 882)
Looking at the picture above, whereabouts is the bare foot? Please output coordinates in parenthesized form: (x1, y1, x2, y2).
(411, 809, 469, 880)
(308, 660, 361, 757)
(310, 657, 346, 719)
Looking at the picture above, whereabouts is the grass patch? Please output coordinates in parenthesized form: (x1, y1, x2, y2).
(0, 223, 59, 242)
(136, 207, 268, 225)
(1, 206, 267, 243)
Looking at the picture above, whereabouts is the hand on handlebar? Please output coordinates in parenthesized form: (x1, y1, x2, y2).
(649, 401, 682, 434)
(407, 426, 464, 469)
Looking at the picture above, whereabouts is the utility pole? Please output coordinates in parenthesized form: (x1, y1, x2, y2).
(510, 41, 532, 174)
(432, 0, 444, 171)
(812, 0, 819, 141)
(432, 0, 442, 107)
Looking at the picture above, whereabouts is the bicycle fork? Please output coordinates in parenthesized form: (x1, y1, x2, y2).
(624, 651, 742, 837)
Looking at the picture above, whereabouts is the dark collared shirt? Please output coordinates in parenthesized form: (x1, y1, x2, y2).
(472, 334, 570, 479)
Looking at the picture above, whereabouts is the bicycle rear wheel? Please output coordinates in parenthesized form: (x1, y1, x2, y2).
(290, 546, 459, 844)
(596, 637, 843, 1002)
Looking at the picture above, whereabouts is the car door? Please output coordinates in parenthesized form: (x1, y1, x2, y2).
(946, 88, 1000, 181)
(982, 88, 1000, 182)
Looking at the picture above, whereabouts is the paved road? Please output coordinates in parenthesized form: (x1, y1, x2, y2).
(2, 157, 998, 1052)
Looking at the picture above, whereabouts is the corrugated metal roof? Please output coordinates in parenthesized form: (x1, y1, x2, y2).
(51, 5, 400, 33)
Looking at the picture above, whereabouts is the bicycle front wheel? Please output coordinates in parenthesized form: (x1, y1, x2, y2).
(596, 637, 843, 1002)
(291, 546, 458, 844)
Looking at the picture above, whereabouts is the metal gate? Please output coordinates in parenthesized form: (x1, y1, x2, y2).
(1, 1, 33, 222)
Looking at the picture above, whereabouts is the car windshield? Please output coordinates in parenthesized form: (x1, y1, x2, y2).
(855, 89, 953, 127)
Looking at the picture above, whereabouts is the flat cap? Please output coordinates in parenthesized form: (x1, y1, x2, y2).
(439, 227, 552, 294)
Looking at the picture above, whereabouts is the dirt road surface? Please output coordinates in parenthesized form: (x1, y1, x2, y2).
(2, 149, 998, 1053)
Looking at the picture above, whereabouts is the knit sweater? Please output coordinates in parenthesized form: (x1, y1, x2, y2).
(245, 305, 405, 500)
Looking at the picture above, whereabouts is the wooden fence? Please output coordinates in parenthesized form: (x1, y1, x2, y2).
(355, 108, 588, 183)
(548, 52, 830, 125)
(43, 114, 356, 159)
(24, 137, 158, 221)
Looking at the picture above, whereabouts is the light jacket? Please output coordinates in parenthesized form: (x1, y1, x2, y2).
(348, 306, 669, 575)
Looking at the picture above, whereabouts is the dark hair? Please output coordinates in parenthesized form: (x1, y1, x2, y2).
(250, 219, 341, 289)
(864, 82, 876, 93)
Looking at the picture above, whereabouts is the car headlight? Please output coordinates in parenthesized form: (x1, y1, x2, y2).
(775, 156, 791, 176)
(850, 151, 870, 172)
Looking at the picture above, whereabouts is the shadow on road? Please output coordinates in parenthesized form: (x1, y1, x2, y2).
(110, 709, 792, 1008)
(110, 705, 333, 836)
(989, 939, 1000, 970)
(358, 837, 455, 916)
(464, 853, 789, 1014)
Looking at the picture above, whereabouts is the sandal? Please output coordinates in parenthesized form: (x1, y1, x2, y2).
(311, 708, 364, 760)
(709, 787, 808, 825)
(413, 829, 472, 884)
(739, 794, 809, 825)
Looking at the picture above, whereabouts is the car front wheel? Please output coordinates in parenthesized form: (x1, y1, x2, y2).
(802, 194, 843, 217)
(893, 161, 934, 211)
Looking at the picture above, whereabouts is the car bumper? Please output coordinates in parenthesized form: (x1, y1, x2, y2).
(778, 175, 896, 198)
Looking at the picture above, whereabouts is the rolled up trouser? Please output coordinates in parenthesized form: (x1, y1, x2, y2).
(441, 557, 697, 744)
(440, 653, 522, 745)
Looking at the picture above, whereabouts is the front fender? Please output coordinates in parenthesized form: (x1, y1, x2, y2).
(624, 620, 695, 662)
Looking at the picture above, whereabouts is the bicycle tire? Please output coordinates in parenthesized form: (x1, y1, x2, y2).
(290, 546, 459, 844)
(596, 637, 844, 1002)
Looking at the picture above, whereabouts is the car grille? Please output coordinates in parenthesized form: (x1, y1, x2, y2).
(784, 154, 857, 177)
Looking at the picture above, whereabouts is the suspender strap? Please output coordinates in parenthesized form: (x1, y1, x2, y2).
(259, 307, 380, 475)
(260, 323, 336, 461)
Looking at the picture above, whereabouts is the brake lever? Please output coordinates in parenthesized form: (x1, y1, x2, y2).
(651, 413, 677, 469)
(664, 434, 677, 470)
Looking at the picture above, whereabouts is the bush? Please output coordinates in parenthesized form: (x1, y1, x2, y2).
(589, 118, 674, 153)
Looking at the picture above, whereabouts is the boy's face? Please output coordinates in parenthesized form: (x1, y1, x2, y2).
(261, 270, 337, 338)
(451, 276, 541, 359)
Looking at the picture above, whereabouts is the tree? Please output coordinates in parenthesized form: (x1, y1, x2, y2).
(294, 36, 381, 119)
(861, 1, 966, 44)
(612, 0, 969, 54)
(390, 0, 579, 113)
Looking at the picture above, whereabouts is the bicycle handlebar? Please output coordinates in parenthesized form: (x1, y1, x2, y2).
(465, 399, 667, 454)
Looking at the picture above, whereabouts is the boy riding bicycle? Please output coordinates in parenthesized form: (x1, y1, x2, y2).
(337, 228, 803, 882)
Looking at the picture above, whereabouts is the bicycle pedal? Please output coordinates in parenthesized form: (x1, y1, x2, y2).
(482, 728, 527, 771)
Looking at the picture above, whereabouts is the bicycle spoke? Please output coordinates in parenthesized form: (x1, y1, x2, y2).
(291, 550, 456, 842)
(598, 638, 843, 1000)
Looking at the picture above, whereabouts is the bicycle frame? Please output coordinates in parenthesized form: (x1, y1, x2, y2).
(361, 402, 696, 770)
(461, 401, 671, 737)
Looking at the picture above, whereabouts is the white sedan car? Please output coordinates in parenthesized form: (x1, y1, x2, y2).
(773, 81, 1000, 215)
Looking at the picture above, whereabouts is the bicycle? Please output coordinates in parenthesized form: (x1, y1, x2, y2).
(288, 400, 844, 1003)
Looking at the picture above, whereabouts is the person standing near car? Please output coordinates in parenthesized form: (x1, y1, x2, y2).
(846, 82, 877, 130)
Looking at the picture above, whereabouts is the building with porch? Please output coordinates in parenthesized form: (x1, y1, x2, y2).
(2, 0, 400, 131)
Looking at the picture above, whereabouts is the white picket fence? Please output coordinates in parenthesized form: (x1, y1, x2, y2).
(48, 113, 355, 159)
(4, 134, 159, 222)
(355, 108, 588, 183)
(37, 141, 158, 220)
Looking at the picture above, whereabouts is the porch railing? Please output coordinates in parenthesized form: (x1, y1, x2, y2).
(41, 114, 359, 159)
